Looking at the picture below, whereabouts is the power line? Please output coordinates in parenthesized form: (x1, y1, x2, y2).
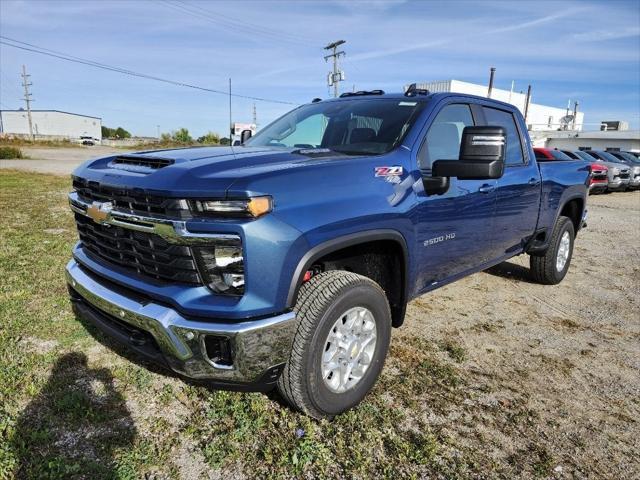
(161, 0, 314, 47)
(0, 36, 297, 105)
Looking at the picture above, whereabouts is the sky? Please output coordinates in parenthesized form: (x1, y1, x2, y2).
(1, 0, 639, 137)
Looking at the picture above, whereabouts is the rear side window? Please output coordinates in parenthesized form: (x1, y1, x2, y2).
(419, 104, 474, 169)
(482, 107, 525, 165)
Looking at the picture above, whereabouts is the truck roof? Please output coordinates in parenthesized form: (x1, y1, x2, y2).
(317, 91, 520, 112)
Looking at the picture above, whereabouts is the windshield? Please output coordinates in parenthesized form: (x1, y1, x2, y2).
(574, 150, 598, 161)
(597, 151, 625, 163)
(244, 98, 426, 155)
(550, 150, 573, 160)
(618, 152, 640, 164)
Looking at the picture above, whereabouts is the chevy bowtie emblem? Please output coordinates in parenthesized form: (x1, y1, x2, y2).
(86, 201, 113, 223)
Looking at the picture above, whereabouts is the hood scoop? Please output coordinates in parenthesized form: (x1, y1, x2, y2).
(108, 155, 175, 173)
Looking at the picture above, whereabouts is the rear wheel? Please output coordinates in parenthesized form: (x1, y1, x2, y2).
(277, 270, 391, 419)
(530, 215, 575, 285)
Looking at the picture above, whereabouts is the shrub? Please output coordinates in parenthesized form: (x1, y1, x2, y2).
(0, 146, 25, 159)
(197, 132, 220, 144)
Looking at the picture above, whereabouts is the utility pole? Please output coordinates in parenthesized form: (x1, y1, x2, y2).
(21, 65, 34, 140)
(324, 40, 346, 98)
(228, 78, 233, 141)
(156, 125, 160, 140)
(252, 102, 257, 128)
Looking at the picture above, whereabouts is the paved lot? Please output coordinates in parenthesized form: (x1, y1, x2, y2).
(0, 146, 130, 175)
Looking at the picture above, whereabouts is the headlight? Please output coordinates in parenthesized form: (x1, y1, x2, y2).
(190, 196, 272, 218)
(193, 237, 245, 295)
(612, 168, 620, 175)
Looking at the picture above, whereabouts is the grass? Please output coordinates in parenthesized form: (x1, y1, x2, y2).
(0, 146, 26, 159)
(0, 169, 561, 479)
(0, 138, 80, 148)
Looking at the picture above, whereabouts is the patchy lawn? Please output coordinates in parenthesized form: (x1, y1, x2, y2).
(1, 170, 638, 479)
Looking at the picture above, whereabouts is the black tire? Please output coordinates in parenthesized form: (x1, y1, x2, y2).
(530, 215, 575, 285)
(277, 270, 391, 419)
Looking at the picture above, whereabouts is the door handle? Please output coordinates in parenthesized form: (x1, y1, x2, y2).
(528, 177, 540, 186)
(478, 184, 495, 194)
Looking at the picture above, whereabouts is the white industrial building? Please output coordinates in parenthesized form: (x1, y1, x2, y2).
(543, 130, 640, 153)
(0, 110, 102, 141)
(413, 80, 585, 131)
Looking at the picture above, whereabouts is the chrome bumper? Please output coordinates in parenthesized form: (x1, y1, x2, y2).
(66, 259, 296, 384)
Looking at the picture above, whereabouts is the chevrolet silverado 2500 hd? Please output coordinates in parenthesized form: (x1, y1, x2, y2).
(66, 89, 589, 419)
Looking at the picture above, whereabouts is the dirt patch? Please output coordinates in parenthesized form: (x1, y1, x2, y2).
(399, 189, 640, 478)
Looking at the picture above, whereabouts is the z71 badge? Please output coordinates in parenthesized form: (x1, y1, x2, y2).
(375, 166, 403, 184)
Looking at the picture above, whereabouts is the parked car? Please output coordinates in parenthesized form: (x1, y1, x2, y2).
(533, 147, 575, 161)
(559, 149, 583, 160)
(587, 163, 609, 194)
(66, 91, 589, 419)
(535, 148, 606, 194)
(573, 150, 630, 191)
(79, 136, 97, 146)
(605, 151, 640, 189)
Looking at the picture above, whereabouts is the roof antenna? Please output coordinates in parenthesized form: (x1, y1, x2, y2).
(405, 83, 417, 97)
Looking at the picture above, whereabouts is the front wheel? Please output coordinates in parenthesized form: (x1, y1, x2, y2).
(277, 270, 391, 419)
(530, 215, 575, 285)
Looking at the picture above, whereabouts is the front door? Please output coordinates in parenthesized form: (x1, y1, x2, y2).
(410, 102, 498, 294)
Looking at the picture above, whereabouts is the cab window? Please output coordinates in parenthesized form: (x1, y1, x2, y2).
(482, 107, 525, 165)
(419, 103, 474, 170)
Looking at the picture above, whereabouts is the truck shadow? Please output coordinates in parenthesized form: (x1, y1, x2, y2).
(12, 352, 136, 478)
(485, 260, 537, 284)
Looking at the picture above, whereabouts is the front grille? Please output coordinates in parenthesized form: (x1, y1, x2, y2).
(619, 172, 630, 179)
(75, 213, 201, 284)
(72, 177, 189, 218)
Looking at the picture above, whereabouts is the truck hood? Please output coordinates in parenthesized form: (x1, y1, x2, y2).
(73, 146, 358, 198)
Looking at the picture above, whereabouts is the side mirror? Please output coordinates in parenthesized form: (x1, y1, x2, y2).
(240, 129, 253, 144)
(432, 126, 506, 180)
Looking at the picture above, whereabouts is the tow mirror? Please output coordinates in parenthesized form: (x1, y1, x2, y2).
(423, 126, 506, 196)
(240, 129, 253, 144)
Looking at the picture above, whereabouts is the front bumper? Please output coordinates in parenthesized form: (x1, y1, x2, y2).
(66, 259, 296, 389)
(608, 177, 630, 190)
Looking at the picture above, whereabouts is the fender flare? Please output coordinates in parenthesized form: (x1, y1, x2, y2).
(528, 193, 586, 254)
(286, 229, 410, 315)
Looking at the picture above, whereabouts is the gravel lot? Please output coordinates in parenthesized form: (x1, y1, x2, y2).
(1, 164, 638, 478)
(398, 190, 640, 477)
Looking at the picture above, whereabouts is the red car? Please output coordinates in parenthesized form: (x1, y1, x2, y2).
(533, 147, 574, 161)
(533, 148, 607, 194)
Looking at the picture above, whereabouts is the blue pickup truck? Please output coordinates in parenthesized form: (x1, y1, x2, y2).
(66, 89, 589, 419)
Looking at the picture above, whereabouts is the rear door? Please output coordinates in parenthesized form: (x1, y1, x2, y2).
(411, 101, 498, 293)
(480, 105, 541, 259)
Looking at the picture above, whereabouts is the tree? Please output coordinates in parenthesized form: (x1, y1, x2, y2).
(197, 132, 220, 144)
(102, 126, 131, 139)
(115, 127, 131, 139)
(219, 137, 230, 146)
(172, 128, 192, 143)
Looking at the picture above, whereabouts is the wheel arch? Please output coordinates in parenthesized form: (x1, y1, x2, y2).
(286, 230, 409, 327)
